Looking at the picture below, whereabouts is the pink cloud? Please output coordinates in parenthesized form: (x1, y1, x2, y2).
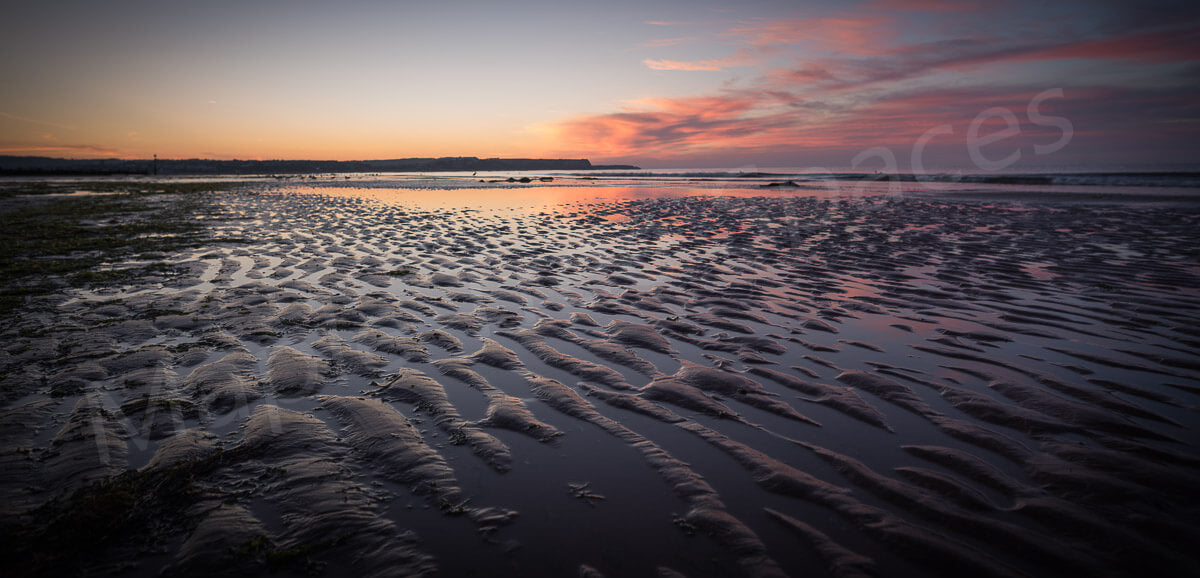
(558, 5, 1200, 165)
(644, 58, 726, 72)
(868, 0, 983, 12)
(551, 80, 1199, 167)
(722, 16, 896, 54)
(632, 94, 761, 119)
(643, 49, 757, 72)
(751, 21, 1198, 99)
(1023, 25, 1200, 63)
(552, 91, 819, 160)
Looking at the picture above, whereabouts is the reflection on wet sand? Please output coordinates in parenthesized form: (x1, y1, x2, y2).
(1, 183, 1198, 577)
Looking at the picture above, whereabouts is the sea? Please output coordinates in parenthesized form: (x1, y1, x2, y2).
(237, 166, 1200, 211)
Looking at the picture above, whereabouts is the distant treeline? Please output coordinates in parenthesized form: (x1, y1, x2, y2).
(0, 156, 639, 176)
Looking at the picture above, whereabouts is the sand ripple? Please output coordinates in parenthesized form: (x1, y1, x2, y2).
(2, 187, 1198, 577)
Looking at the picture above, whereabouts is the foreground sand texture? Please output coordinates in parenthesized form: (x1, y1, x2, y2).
(2, 184, 1199, 577)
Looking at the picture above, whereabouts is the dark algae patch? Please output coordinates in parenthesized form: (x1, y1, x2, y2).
(0, 449, 225, 577)
(0, 181, 236, 315)
(0, 445, 371, 578)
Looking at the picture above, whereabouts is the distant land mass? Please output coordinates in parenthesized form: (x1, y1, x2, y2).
(0, 156, 640, 176)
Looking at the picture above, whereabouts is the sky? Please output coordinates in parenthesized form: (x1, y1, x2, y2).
(1, 0, 1197, 170)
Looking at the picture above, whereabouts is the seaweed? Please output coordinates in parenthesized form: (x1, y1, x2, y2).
(0, 182, 234, 316)
(0, 447, 231, 577)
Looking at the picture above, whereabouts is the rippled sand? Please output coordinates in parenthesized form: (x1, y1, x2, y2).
(2, 184, 1199, 577)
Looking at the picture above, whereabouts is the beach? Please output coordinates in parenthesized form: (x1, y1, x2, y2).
(2, 174, 1199, 577)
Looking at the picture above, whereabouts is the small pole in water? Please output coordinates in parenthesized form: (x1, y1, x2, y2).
(152, 154, 158, 176)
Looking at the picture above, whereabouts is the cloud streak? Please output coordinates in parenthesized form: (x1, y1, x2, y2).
(0, 112, 76, 131)
(721, 16, 895, 54)
(644, 58, 728, 72)
(643, 49, 758, 72)
(550, 3, 1200, 167)
(0, 144, 122, 156)
(640, 37, 691, 48)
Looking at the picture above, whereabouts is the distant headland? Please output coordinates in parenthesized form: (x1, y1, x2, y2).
(0, 156, 640, 176)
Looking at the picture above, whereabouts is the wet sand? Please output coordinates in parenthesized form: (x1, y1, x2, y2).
(2, 182, 1199, 577)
